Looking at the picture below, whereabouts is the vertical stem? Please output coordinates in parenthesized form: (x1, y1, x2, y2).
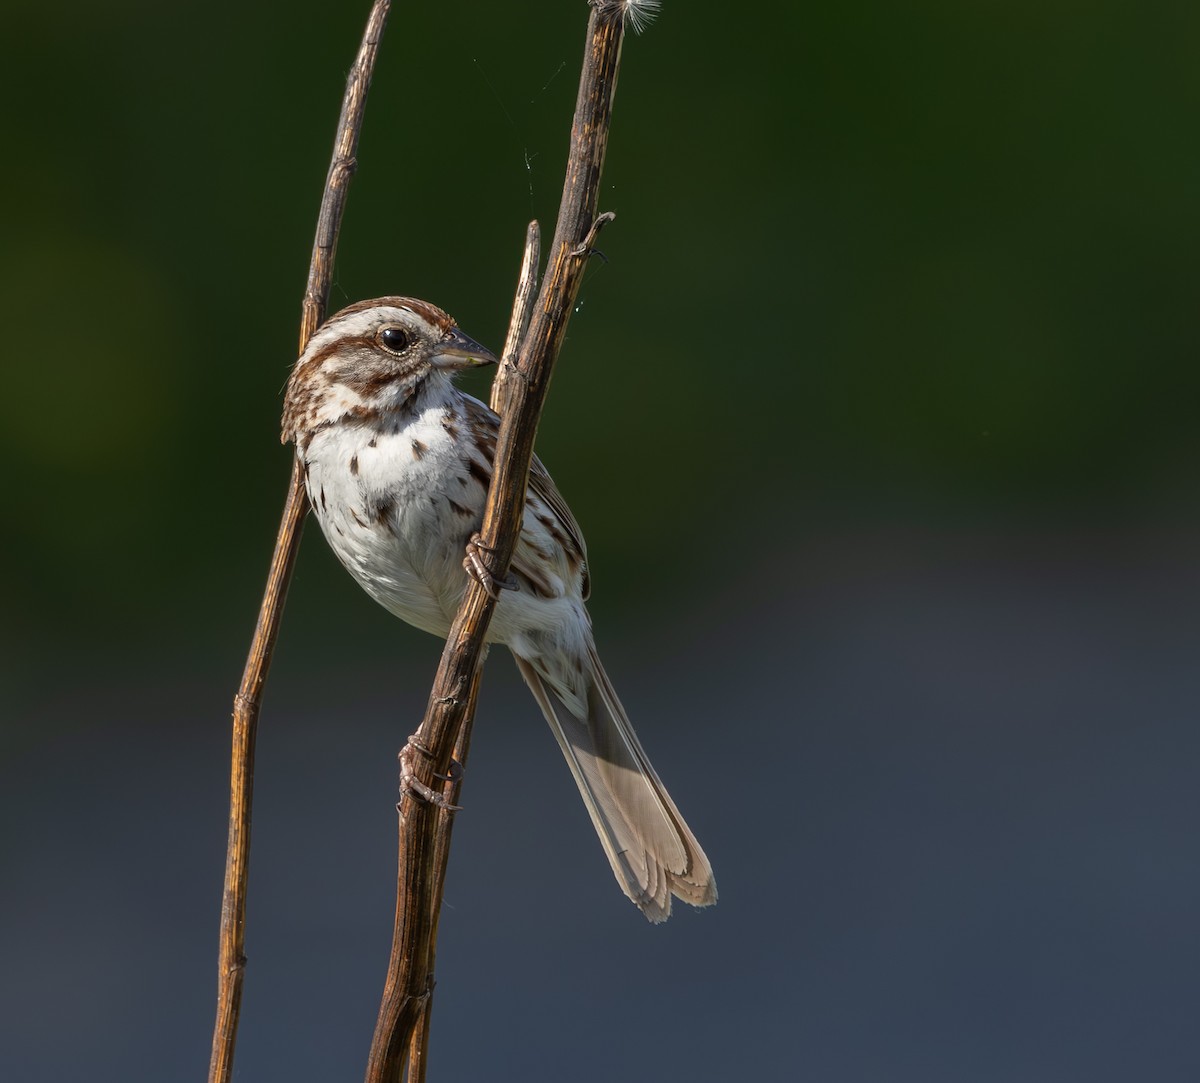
(208, 4, 393, 1081)
(493, 221, 542, 412)
(365, 5, 633, 1080)
(402, 221, 540, 1081)
(403, 664, 483, 1083)
(209, 464, 307, 1083)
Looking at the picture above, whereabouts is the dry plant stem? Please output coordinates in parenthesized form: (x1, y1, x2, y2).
(403, 663, 483, 1083)
(207, 465, 306, 1083)
(493, 220, 542, 412)
(208, 4, 393, 1083)
(402, 223, 540, 1083)
(301, 0, 394, 348)
(366, 7, 628, 1082)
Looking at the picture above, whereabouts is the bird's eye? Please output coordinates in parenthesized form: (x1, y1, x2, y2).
(380, 327, 412, 353)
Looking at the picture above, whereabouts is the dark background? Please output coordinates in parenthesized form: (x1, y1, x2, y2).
(3, 2, 1198, 1080)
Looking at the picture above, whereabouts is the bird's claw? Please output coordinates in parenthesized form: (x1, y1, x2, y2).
(464, 533, 517, 600)
(398, 735, 463, 811)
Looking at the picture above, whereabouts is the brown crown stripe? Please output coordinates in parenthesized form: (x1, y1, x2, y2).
(328, 296, 455, 334)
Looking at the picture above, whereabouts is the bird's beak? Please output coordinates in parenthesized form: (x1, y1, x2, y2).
(431, 327, 499, 370)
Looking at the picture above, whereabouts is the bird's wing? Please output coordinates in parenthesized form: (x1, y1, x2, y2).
(462, 394, 590, 600)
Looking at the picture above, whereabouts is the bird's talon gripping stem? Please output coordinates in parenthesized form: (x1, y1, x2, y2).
(399, 736, 462, 811)
(464, 533, 517, 600)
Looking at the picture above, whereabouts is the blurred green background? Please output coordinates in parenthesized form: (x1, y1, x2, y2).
(5, 0, 1198, 659)
(3, 2, 1198, 1080)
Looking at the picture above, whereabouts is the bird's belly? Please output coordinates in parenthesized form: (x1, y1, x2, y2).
(323, 499, 583, 649)
(338, 520, 461, 637)
(301, 410, 589, 664)
(304, 419, 479, 638)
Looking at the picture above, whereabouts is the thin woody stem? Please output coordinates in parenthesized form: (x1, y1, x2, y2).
(492, 221, 542, 413)
(402, 221, 541, 1082)
(366, 5, 633, 1081)
(403, 661, 483, 1083)
(208, 5, 393, 1083)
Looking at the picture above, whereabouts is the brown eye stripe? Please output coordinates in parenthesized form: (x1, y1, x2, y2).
(305, 335, 375, 368)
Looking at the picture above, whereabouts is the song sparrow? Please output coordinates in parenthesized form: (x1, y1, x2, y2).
(282, 297, 716, 922)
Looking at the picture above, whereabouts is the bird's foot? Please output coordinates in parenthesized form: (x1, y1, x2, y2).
(398, 734, 463, 811)
(464, 533, 518, 600)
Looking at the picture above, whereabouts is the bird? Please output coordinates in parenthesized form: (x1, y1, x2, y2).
(282, 296, 716, 922)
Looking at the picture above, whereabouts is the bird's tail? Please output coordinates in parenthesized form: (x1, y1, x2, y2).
(513, 643, 717, 922)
